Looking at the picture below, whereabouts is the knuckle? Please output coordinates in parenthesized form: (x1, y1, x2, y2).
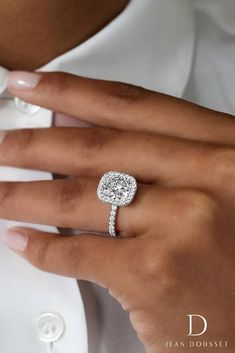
(142, 254, 162, 281)
(62, 236, 93, 277)
(169, 189, 217, 227)
(158, 246, 194, 291)
(30, 239, 50, 270)
(137, 240, 163, 280)
(82, 128, 115, 154)
(30, 237, 85, 275)
(0, 182, 17, 206)
(79, 128, 119, 174)
(63, 240, 82, 272)
(209, 146, 235, 188)
(104, 82, 150, 113)
(56, 180, 85, 216)
(43, 72, 71, 100)
(138, 241, 179, 299)
(6, 129, 35, 155)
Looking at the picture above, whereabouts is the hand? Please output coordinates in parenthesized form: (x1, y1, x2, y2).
(1, 71, 235, 352)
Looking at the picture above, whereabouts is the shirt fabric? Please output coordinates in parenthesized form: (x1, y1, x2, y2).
(0, 0, 234, 352)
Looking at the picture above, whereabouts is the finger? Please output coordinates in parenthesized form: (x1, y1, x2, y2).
(2, 227, 134, 288)
(0, 127, 232, 191)
(7, 71, 235, 145)
(0, 178, 152, 235)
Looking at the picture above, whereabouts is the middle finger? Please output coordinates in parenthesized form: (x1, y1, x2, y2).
(0, 127, 228, 189)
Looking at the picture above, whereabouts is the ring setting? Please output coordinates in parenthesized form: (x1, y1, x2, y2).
(97, 171, 137, 237)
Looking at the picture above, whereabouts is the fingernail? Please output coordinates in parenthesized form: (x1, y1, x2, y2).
(7, 71, 42, 90)
(0, 131, 6, 144)
(2, 229, 28, 252)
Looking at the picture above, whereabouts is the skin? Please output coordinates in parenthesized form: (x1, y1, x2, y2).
(0, 0, 129, 70)
(0, 71, 234, 353)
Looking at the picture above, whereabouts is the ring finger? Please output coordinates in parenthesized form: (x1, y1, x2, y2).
(0, 178, 156, 235)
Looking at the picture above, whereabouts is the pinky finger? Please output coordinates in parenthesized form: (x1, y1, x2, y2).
(1, 227, 133, 289)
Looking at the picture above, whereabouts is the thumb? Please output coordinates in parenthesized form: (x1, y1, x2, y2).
(2, 227, 129, 289)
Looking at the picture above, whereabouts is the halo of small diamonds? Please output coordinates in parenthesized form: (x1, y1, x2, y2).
(97, 171, 137, 207)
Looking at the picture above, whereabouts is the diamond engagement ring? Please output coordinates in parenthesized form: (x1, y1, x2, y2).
(97, 171, 137, 237)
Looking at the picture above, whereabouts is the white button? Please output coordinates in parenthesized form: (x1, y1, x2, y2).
(35, 312, 65, 343)
(0, 67, 7, 95)
(14, 97, 40, 114)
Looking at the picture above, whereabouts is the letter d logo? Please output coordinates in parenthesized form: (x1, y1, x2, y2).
(187, 314, 208, 336)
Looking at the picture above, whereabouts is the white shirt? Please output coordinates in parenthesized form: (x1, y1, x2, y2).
(184, 0, 235, 115)
(0, 0, 234, 352)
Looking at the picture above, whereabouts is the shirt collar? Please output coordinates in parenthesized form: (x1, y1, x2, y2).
(1, 0, 194, 97)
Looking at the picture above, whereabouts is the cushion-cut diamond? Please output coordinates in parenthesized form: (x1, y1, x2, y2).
(97, 171, 137, 207)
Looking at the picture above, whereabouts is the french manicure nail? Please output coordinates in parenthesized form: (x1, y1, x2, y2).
(2, 229, 28, 252)
(7, 71, 42, 90)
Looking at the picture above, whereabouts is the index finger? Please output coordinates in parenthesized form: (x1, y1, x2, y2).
(7, 71, 235, 145)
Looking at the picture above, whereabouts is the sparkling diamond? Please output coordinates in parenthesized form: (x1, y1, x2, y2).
(97, 171, 137, 207)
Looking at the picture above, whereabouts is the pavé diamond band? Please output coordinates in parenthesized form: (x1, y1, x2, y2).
(97, 171, 137, 237)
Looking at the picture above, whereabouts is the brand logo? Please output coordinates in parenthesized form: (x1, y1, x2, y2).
(164, 314, 228, 349)
(187, 314, 208, 337)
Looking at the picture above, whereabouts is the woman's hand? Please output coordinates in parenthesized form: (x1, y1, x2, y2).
(1, 71, 235, 352)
